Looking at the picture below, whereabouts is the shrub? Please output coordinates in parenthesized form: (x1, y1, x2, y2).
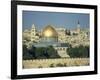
(49, 63, 54, 67)
(56, 63, 64, 67)
(38, 66, 43, 68)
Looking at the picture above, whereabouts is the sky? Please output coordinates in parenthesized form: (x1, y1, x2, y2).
(22, 11, 89, 30)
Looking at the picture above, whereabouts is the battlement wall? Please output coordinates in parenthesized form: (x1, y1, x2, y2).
(23, 58, 89, 68)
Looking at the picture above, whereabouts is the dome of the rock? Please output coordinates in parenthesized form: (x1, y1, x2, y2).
(41, 25, 58, 42)
(42, 25, 58, 38)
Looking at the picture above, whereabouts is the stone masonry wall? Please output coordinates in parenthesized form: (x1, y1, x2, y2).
(23, 58, 89, 69)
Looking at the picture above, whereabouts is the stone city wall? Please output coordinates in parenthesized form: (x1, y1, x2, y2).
(23, 58, 89, 69)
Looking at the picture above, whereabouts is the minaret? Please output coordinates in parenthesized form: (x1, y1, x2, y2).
(31, 24, 36, 41)
(77, 20, 80, 33)
(31, 24, 36, 36)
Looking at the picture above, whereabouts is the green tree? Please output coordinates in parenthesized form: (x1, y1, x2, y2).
(28, 46, 36, 59)
(35, 47, 47, 59)
(67, 45, 89, 58)
(23, 44, 33, 60)
(34, 46, 60, 59)
(65, 29, 71, 35)
(47, 46, 60, 58)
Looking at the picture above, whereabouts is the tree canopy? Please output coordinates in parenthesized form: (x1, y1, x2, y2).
(67, 45, 89, 58)
(23, 45, 60, 60)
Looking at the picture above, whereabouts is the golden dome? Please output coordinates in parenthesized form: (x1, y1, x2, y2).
(42, 25, 58, 38)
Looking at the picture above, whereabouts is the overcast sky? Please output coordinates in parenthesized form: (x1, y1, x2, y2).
(22, 11, 89, 30)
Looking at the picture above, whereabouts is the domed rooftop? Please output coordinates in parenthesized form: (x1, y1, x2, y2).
(42, 25, 58, 38)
